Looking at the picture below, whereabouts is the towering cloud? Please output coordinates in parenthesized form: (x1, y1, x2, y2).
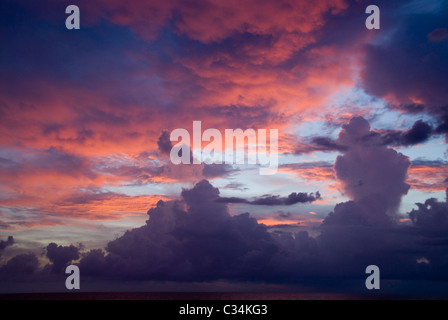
(324, 117, 411, 226)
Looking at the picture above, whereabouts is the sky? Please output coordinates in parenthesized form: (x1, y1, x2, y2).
(0, 0, 448, 295)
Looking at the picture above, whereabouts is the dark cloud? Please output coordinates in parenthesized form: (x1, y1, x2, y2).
(436, 112, 448, 134)
(1, 180, 448, 290)
(361, 2, 448, 134)
(75, 180, 447, 284)
(217, 191, 321, 206)
(0, 253, 38, 275)
(157, 130, 172, 155)
(390, 104, 448, 142)
(411, 158, 448, 167)
(362, 22, 448, 107)
(310, 137, 348, 152)
(409, 197, 448, 229)
(380, 120, 433, 146)
(75, 180, 327, 282)
(295, 119, 435, 155)
(79, 180, 279, 281)
(0, 236, 14, 250)
(293, 137, 347, 155)
(323, 197, 390, 227)
(46, 243, 80, 274)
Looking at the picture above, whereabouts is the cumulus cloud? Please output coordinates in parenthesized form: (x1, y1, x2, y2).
(1, 180, 448, 287)
(46, 243, 80, 274)
(0, 253, 38, 275)
(323, 198, 390, 227)
(74, 179, 448, 284)
(79, 180, 279, 281)
(408, 196, 448, 229)
(323, 117, 410, 226)
(75, 180, 327, 282)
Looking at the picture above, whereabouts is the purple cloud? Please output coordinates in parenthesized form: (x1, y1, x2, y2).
(217, 191, 321, 206)
(0, 236, 14, 250)
(0, 253, 38, 275)
(46, 243, 80, 274)
(78, 180, 278, 281)
(324, 117, 410, 227)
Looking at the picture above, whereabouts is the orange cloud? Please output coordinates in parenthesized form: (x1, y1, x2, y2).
(407, 164, 448, 193)
(0, 192, 170, 231)
(92, 0, 349, 43)
(280, 163, 336, 183)
(257, 215, 323, 227)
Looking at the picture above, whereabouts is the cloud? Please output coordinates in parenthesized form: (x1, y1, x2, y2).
(323, 197, 390, 227)
(428, 28, 448, 42)
(46, 243, 80, 274)
(295, 119, 437, 156)
(75, 180, 438, 283)
(407, 160, 448, 192)
(1, 0, 448, 292)
(293, 137, 347, 155)
(361, 1, 448, 134)
(157, 130, 173, 155)
(90, 0, 349, 45)
(0, 253, 38, 275)
(408, 196, 448, 229)
(78, 180, 279, 280)
(217, 191, 321, 206)
(279, 161, 336, 184)
(0, 236, 14, 250)
(336, 117, 410, 209)
(1, 179, 448, 287)
(202, 164, 237, 178)
(380, 120, 434, 146)
(0, 0, 359, 168)
(323, 117, 410, 226)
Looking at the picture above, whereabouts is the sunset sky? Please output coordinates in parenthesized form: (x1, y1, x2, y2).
(0, 0, 447, 294)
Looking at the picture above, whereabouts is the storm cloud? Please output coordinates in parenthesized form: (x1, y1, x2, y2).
(80, 180, 279, 281)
